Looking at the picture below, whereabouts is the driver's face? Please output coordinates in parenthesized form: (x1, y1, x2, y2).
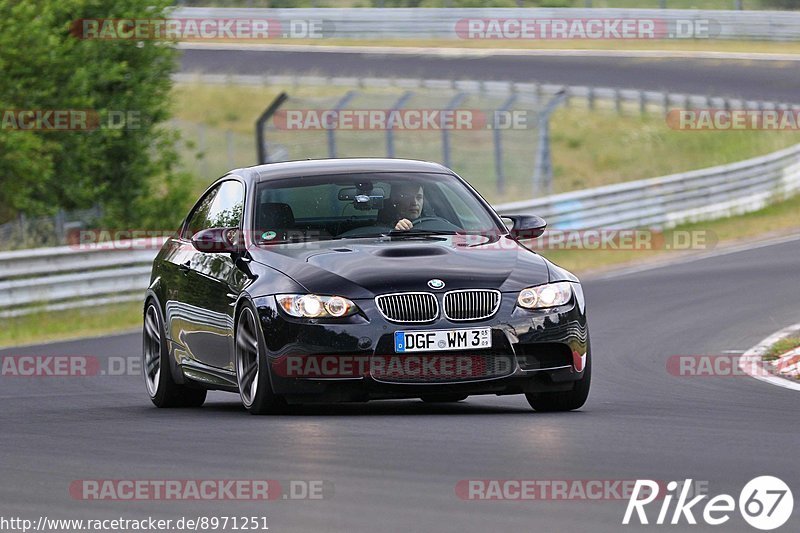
(397, 185, 424, 220)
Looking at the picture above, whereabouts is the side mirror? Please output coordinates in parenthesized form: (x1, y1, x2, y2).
(501, 215, 547, 240)
(191, 227, 243, 253)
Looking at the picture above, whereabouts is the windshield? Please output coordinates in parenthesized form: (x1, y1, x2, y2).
(253, 172, 502, 244)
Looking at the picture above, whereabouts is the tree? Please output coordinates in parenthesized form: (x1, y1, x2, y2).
(0, 0, 192, 228)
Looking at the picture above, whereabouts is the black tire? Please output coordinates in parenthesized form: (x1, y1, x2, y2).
(525, 344, 591, 412)
(143, 301, 207, 408)
(421, 394, 468, 403)
(235, 302, 286, 415)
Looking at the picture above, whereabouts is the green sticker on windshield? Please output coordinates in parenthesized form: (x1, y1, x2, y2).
(261, 231, 277, 241)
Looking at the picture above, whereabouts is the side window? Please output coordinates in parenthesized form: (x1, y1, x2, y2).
(206, 181, 245, 228)
(182, 181, 244, 239)
(183, 184, 221, 239)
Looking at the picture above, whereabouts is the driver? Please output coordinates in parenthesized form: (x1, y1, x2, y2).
(392, 183, 424, 231)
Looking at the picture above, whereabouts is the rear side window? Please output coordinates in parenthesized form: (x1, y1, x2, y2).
(183, 181, 244, 239)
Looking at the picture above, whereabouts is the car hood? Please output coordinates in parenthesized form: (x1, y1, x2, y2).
(248, 234, 551, 299)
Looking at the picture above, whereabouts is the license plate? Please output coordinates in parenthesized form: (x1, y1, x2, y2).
(394, 328, 491, 353)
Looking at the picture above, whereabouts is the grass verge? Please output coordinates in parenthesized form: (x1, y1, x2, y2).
(763, 336, 800, 362)
(0, 301, 142, 349)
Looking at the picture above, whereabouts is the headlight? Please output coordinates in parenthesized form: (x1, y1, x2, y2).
(276, 294, 359, 318)
(517, 282, 573, 309)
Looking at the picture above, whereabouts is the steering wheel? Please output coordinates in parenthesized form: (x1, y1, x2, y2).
(407, 216, 462, 232)
(412, 216, 444, 226)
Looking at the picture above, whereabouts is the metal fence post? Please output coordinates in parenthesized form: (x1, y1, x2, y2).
(386, 91, 414, 158)
(493, 93, 518, 196)
(255, 92, 289, 164)
(533, 90, 567, 196)
(19, 213, 26, 247)
(327, 90, 358, 158)
(55, 209, 65, 245)
(442, 92, 466, 169)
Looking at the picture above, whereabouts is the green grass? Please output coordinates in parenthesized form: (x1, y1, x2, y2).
(764, 336, 800, 361)
(170, 82, 800, 202)
(549, 106, 800, 193)
(0, 302, 142, 349)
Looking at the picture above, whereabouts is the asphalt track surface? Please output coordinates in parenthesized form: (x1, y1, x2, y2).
(2, 238, 799, 532)
(179, 48, 800, 103)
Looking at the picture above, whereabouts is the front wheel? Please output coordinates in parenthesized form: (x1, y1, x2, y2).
(235, 303, 285, 415)
(143, 301, 207, 408)
(525, 346, 591, 412)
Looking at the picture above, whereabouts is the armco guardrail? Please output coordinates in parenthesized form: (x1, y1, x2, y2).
(172, 8, 800, 41)
(3, 142, 800, 317)
(0, 241, 164, 318)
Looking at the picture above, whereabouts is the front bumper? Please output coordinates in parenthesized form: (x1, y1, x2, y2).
(252, 285, 588, 403)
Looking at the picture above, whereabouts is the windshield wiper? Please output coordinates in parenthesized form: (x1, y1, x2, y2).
(327, 233, 390, 240)
(387, 229, 459, 237)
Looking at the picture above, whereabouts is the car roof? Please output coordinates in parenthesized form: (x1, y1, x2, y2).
(232, 158, 455, 183)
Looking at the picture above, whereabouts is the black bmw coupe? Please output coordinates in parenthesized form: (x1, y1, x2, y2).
(143, 158, 590, 414)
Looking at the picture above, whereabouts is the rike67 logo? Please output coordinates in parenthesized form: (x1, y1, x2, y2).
(623, 476, 793, 530)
